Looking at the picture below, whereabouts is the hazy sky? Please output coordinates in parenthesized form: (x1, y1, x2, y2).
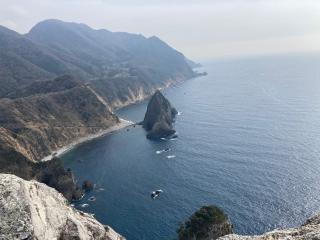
(1, 0, 320, 60)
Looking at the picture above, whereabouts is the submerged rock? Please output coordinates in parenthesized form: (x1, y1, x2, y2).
(0, 174, 124, 240)
(142, 90, 177, 139)
(177, 205, 233, 240)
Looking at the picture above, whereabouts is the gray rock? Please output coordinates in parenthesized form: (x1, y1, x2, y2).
(218, 214, 320, 240)
(0, 174, 124, 240)
(142, 90, 177, 139)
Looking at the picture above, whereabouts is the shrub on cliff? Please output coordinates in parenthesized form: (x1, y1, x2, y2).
(177, 205, 232, 240)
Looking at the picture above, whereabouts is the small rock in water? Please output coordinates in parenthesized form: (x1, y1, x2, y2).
(151, 189, 163, 199)
(156, 148, 171, 154)
(82, 180, 94, 192)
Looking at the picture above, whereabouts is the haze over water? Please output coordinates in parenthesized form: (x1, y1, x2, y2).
(62, 53, 320, 240)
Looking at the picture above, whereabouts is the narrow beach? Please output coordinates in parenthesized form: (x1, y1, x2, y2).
(41, 118, 133, 161)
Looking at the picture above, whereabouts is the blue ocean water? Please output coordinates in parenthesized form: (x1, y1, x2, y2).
(62, 53, 320, 240)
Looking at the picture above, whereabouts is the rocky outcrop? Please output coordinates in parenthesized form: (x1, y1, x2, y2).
(0, 143, 82, 201)
(0, 174, 124, 240)
(142, 90, 177, 139)
(218, 214, 320, 240)
(177, 205, 233, 240)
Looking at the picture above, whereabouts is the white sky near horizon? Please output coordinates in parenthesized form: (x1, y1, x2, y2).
(1, 0, 320, 61)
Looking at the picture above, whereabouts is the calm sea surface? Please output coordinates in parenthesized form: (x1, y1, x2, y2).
(62, 53, 320, 240)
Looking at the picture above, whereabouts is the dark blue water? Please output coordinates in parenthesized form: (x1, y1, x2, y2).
(62, 53, 320, 240)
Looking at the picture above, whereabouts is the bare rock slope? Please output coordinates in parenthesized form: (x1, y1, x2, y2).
(0, 75, 121, 201)
(0, 174, 124, 240)
(218, 215, 320, 240)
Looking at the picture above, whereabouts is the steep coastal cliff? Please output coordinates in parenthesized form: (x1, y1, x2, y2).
(0, 75, 123, 200)
(0, 75, 120, 161)
(0, 174, 124, 240)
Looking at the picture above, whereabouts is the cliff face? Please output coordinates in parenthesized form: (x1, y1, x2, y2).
(218, 214, 320, 240)
(0, 75, 119, 161)
(142, 90, 178, 139)
(0, 174, 124, 240)
(0, 75, 121, 200)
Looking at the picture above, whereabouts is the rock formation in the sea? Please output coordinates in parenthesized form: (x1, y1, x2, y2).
(0, 174, 124, 240)
(82, 180, 94, 192)
(177, 205, 233, 240)
(142, 90, 178, 139)
(218, 214, 320, 240)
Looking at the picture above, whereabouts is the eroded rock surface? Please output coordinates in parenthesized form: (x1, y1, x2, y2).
(0, 174, 124, 240)
(218, 214, 320, 240)
(142, 90, 177, 139)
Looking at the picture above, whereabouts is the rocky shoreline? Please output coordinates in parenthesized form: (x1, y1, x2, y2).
(142, 90, 178, 139)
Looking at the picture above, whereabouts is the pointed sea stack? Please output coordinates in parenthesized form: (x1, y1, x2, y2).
(142, 90, 178, 139)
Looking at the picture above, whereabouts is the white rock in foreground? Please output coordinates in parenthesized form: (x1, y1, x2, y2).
(218, 214, 320, 240)
(0, 174, 124, 240)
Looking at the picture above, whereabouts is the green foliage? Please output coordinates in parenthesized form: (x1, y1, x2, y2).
(177, 205, 227, 240)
